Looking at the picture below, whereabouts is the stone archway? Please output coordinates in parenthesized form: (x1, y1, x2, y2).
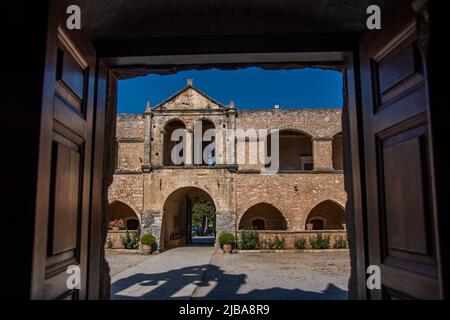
(107, 201, 141, 249)
(163, 118, 186, 166)
(239, 202, 287, 230)
(161, 186, 216, 251)
(265, 129, 314, 171)
(108, 200, 140, 230)
(305, 200, 346, 230)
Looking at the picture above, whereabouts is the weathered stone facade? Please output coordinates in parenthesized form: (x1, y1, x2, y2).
(108, 81, 346, 250)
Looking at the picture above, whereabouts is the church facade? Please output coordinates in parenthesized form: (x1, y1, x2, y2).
(108, 80, 346, 250)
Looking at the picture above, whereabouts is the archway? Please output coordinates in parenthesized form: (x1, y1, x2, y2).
(161, 187, 216, 251)
(195, 119, 216, 166)
(266, 130, 313, 171)
(305, 200, 346, 230)
(239, 202, 287, 230)
(108, 201, 140, 230)
(107, 201, 140, 249)
(163, 119, 186, 166)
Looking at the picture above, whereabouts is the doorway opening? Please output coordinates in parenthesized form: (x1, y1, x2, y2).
(160, 187, 216, 251)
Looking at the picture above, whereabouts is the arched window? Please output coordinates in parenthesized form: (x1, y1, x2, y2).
(163, 119, 186, 166)
(306, 200, 345, 230)
(108, 201, 140, 230)
(266, 130, 313, 171)
(239, 203, 287, 230)
(332, 133, 344, 170)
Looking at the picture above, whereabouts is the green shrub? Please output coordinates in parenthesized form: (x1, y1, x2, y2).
(140, 233, 158, 252)
(310, 234, 330, 249)
(140, 233, 156, 246)
(121, 231, 139, 249)
(274, 236, 286, 249)
(333, 236, 347, 249)
(240, 230, 259, 250)
(295, 238, 307, 249)
(218, 232, 236, 247)
(266, 238, 275, 249)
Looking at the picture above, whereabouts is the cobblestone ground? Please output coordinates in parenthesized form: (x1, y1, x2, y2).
(107, 248, 350, 300)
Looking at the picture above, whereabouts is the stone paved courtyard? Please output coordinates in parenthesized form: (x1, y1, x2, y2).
(107, 247, 350, 300)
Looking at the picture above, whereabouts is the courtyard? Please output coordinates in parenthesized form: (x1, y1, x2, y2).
(107, 247, 350, 300)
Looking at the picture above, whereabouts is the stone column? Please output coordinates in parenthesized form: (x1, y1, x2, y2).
(185, 126, 193, 165)
(216, 122, 225, 165)
(312, 137, 333, 171)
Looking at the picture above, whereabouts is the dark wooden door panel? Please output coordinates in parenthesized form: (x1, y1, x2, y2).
(32, 0, 99, 300)
(359, 0, 441, 299)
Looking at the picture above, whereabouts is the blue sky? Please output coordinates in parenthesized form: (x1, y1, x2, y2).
(117, 67, 343, 114)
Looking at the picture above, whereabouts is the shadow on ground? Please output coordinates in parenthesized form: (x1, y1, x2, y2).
(112, 263, 347, 300)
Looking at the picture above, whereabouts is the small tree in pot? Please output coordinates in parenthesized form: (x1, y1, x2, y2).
(140, 233, 156, 254)
(218, 232, 235, 253)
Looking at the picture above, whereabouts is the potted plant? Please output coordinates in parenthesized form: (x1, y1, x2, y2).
(140, 233, 156, 254)
(218, 232, 235, 253)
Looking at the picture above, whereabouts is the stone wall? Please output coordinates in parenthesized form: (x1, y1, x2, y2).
(236, 109, 342, 137)
(117, 114, 145, 138)
(108, 174, 144, 215)
(106, 230, 139, 249)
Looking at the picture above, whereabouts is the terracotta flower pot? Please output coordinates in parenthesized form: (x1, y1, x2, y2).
(223, 244, 232, 254)
(142, 244, 152, 254)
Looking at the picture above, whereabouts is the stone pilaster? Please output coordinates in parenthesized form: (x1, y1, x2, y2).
(143, 108, 152, 171)
(312, 137, 333, 170)
(227, 105, 237, 166)
(185, 127, 193, 165)
(141, 209, 163, 249)
(215, 210, 236, 248)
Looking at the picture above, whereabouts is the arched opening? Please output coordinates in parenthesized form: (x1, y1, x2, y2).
(163, 119, 186, 166)
(266, 130, 313, 171)
(332, 132, 344, 170)
(305, 200, 346, 230)
(106, 201, 140, 249)
(195, 119, 216, 166)
(161, 187, 216, 251)
(239, 203, 287, 230)
(108, 201, 140, 230)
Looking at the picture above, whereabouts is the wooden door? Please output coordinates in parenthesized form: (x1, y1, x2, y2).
(359, 0, 441, 299)
(31, 0, 105, 299)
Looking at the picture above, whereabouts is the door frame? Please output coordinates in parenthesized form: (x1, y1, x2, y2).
(99, 51, 367, 298)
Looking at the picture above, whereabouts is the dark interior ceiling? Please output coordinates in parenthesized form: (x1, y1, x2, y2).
(72, 0, 394, 79)
(75, 0, 393, 41)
